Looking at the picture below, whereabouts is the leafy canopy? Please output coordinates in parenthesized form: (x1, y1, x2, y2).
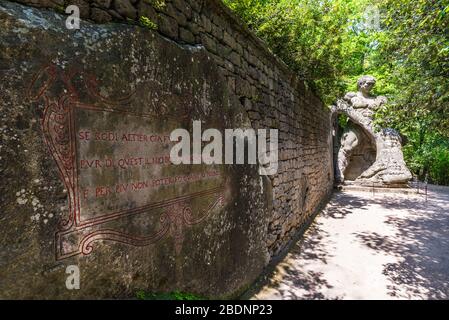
(224, 0, 449, 184)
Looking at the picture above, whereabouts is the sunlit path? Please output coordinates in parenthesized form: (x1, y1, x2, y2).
(253, 186, 449, 300)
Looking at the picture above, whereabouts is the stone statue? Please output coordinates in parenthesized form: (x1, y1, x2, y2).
(344, 75, 388, 111)
(332, 76, 412, 187)
(335, 126, 360, 183)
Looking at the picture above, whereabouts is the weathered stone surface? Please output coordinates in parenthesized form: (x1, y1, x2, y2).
(1, 0, 335, 298)
(112, 0, 136, 19)
(93, 0, 111, 9)
(90, 7, 112, 23)
(71, 0, 90, 19)
(158, 13, 179, 39)
(0, 1, 270, 299)
(137, 0, 157, 21)
(13, 0, 62, 8)
(333, 76, 412, 187)
(173, 0, 192, 20)
(179, 27, 195, 43)
(338, 125, 376, 181)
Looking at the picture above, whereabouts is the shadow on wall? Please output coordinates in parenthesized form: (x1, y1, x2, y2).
(254, 188, 449, 299)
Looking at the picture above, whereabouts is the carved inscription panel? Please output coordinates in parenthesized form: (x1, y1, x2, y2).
(29, 64, 228, 260)
(75, 108, 222, 221)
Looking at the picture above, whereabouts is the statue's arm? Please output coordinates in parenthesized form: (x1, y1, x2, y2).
(344, 92, 357, 102)
(373, 96, 388, 110)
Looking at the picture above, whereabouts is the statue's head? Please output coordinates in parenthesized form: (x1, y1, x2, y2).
(357, 75, 376, 95)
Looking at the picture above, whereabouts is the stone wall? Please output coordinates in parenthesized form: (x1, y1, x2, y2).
(0, 0, 334, 298)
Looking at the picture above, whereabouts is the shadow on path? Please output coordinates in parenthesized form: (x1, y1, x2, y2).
(253, 186, 449, 300)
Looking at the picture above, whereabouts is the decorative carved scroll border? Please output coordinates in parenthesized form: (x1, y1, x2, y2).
(28, 64, 225, 260)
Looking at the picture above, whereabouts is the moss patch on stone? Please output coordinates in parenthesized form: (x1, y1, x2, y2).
(139, 15, 158, 30)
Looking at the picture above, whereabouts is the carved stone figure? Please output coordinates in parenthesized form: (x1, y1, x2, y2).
(333, 76, 412, 187)
(336, 127, 360, 183)
(344, 75, 388, 110)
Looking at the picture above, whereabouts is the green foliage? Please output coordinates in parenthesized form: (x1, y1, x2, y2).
(224, 0, 376, 105)
(55, 4, 65, 14)
(136, 290, 206, 300)
(372, 0, 449, 184)
(338, 114, 349, 130)
(374, 0, 449, 135)
(144, 0, 166, 11)
(139, 16, 158, 30)
(225, 0, 449, 185)
(402, 131, 449, 185)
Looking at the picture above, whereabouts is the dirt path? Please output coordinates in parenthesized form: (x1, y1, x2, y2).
(253, 185, 449, 300)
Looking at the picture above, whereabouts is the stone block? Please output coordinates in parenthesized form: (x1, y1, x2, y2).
(113, 0, 136, 19)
